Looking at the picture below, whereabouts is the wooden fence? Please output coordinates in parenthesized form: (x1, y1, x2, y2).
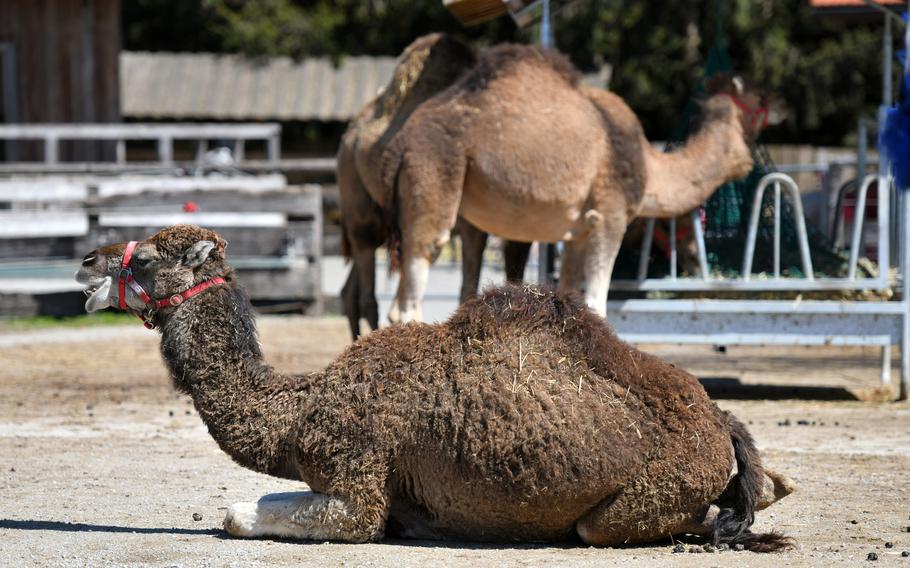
(0, 174, 322, 317)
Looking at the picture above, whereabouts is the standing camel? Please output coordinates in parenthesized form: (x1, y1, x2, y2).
(338, 33, 532, 339)
(380, 44, 783, 322)
(76, 224, 793, 549)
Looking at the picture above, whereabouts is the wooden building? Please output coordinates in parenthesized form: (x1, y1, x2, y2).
(0, 0, 121, 161)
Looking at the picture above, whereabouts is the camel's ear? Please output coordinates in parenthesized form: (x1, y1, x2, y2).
(732, 76, 745, 95)
(183, 240, 216, 268)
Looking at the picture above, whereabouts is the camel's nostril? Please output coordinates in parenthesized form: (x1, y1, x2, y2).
(82, 254, 97, 266)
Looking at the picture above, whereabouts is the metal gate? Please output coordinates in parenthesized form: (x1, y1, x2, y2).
(606, 171, 909, 399)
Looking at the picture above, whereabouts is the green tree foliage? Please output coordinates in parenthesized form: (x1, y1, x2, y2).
(122, 0, 899, 145)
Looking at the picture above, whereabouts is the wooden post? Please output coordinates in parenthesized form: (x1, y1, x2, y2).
(195, 139, 208, 163)
(157, 136, 173, 164)
(234, 139, 245, 163)
(44, 136, 59, 164)
(267, 135, 280, 162)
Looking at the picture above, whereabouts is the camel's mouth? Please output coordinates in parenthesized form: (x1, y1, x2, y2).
(79, 276, 113, 313)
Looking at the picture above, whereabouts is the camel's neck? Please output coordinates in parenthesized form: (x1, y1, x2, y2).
(158, 284, 310, 479)
(637, 97, 753, 218)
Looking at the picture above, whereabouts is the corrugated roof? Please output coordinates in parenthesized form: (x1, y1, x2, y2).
(120, 51, 398, 121)
(121, 51, 611, 122)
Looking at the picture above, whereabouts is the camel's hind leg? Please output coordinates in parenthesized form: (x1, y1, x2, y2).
(575, 488, 714, 547)
(224, 491, 384, 543)
(503, 240, 532, 283)
(457, 217, 488, 303)
(342, 247, 380, 340)
(460, 219, 530, 303)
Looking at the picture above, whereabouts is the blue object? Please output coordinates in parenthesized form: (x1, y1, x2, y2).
(882, 74, 910, 191)
(881, 20, 910, 191)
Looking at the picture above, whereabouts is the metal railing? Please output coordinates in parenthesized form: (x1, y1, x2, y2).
(603, 170, 909, 397)
(614, 171, 893, 292)
(742, 173, 814, 280)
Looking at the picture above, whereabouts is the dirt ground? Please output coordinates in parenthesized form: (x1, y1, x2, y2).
(1, 315, 909, 567)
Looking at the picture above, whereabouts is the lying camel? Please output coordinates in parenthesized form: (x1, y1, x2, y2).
(76, 224, 793, 550)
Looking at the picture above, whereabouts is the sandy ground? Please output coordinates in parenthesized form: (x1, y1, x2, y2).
(1, 315, 910, 567)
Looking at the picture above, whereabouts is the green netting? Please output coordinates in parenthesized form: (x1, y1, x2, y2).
(646, 1, 850, 278)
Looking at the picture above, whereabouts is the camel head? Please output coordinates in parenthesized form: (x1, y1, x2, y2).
(75, 224, 230, 315)
(703, 73, 788, 140)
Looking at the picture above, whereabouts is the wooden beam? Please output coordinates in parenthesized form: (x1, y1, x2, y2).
(0, 157, 336, 175)
(0, 123, 281, 140)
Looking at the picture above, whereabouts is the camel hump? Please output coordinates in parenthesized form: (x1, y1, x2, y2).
(447, 284, 604, 339)
(582, 87, 643, 135)
(374, 33, 476, 118)
(463, 43, 581, 92)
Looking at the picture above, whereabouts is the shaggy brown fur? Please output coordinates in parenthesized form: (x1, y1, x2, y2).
(77, 225, 793, 550)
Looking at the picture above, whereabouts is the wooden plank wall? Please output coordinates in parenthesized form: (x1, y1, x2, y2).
(0, 0, 120, 161)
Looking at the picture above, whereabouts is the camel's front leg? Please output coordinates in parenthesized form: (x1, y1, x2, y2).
(224, 491, 379, 543)
(390, 162, 463, 324)
(586, 211, 627, 318)
(395, 256, 431, 323)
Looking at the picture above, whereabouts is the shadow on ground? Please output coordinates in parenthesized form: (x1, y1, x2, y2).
(0, 519, 222, 536)
(698, 376, 885, 400)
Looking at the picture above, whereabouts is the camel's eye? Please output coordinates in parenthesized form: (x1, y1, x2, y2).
(132, 254, 152, 267)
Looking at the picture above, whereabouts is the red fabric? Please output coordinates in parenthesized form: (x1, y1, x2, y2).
(119, 241, 137, 310)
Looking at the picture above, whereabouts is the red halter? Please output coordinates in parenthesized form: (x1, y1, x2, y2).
(725, 94, 769, 132)
(118, 240, 226, 329)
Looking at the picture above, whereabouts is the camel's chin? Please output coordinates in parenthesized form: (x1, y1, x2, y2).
(84, 276, 113, 313)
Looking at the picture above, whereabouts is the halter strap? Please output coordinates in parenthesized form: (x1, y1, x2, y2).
(151, 277, 226, 310)
(724, 94, 769, 132)
(119, 241, 151, 310)
(117, 240, 225, 329)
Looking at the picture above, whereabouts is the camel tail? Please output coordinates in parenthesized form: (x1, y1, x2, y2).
(712, 416, 795, 553)
(341, 223, 353, 260)
(385, 160, 404, 274)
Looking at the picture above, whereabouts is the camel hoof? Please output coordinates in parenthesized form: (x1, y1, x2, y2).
(224, 502, 259, 537)
(757, 469, 796, 510)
